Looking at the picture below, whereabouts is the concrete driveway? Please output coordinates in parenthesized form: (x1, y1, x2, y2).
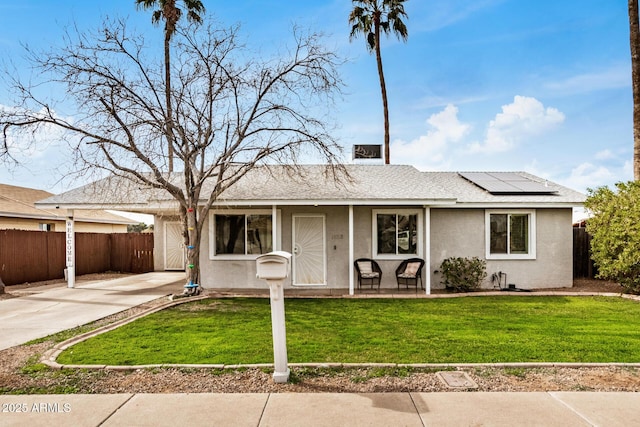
(0, 272, 184, 351)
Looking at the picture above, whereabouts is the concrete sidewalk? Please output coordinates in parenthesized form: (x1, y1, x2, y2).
(0, 272, 184, 350)
(0, 392, 638, 426)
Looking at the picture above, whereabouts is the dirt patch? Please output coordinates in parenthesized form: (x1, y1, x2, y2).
(2, 339, 639, 394)
(555, 278, 623, 293)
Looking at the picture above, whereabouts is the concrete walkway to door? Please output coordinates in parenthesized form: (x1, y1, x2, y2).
(0, 272, 184, 351)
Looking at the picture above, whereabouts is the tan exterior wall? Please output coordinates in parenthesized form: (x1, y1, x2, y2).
(430, 208, 573, 290)
(0, 217, 53, 231)
(0, 217, 128, 233)
(73, 222, 129, 233)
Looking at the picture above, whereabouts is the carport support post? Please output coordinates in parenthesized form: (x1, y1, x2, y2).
(65, 211, 75, 289)
(267, 279, 290, 383)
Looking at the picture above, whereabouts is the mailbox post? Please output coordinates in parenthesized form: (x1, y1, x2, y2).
(256, 251, 292, 383)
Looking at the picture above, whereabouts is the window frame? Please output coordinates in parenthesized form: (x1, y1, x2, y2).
(485, 210, 536, 260)
(209, 209, 280, 260)
(372, 209, 423, 260)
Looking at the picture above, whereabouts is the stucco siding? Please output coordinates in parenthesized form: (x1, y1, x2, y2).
(0, 217, 128, 233)
(487, 209, 573, 289)
(430, 209, 485, 289)
(198, 205, 398, 290)
(0, 217, 55, 231)
(73, 222, 129, 233)
(430, 208, 573, 290)
(159, 206, 574, 291)
(199, 206, 354, 289)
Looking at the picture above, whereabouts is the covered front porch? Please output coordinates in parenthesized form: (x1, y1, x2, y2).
(155, 203, 448, 296)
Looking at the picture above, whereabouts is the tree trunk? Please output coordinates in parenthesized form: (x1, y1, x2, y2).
(630, 0, 640, 180)
(184, 205, 200, 287)
(374, 14, 390, 165)
(164, 31, 175, 173)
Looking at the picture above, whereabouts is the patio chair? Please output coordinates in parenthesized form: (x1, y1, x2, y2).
(354, 258, 382, 292)
(396, 258, 425, 290)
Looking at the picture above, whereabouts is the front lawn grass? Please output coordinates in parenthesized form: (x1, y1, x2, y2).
(57, 296, 640, 365)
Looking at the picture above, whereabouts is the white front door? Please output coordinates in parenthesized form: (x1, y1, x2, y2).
(164, 222, 185, 270)
(292, 215, 326, 286)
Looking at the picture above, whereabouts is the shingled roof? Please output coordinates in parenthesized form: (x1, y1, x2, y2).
(424, 171, 585, 206)
(35, 165, 584, 210)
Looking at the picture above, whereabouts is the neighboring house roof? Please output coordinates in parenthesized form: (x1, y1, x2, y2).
(35, 165, 585, 211)
(0, 183, 136, 225)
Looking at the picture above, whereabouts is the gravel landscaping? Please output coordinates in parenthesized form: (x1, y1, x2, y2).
(1, 276, 639, 394)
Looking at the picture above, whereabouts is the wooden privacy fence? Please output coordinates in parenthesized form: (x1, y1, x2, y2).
(0, 230, 154, 286)
(573, 227, 597, 279)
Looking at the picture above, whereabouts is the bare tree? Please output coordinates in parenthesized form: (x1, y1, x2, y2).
(630, 0, 640, 180)
(0, 18, 345, 288)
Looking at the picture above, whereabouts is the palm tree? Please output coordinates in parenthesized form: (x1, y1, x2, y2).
(349, 0, 408, 165)
(135, 0, 205, 173)
(629, 0, 640, 180)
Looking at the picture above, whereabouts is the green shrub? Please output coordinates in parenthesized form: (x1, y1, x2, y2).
(585, 181, 640, 294)
(437, 257, 487, 292)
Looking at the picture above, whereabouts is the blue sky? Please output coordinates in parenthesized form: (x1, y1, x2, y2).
(0, 0, 633, 197)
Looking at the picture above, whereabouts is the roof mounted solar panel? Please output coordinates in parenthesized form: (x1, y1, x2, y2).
(459, 172, 558, 195)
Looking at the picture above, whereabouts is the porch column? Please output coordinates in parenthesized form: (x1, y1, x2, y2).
(348, 205, 354, 296)
(65, 210, 75, 289)
(272, 205, 278, 251)
(424, 207, 431, 295)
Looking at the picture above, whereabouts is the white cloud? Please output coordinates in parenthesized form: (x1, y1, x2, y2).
(0, 104, 74, 161)
(467, 96, 565, 153)
(595, 149, 615, 160)
(623, 159, 633, 178)
(545, 64, 630, 95)
(567, 163, 614, 189)
(391, 104, 470, 169)
(558, 161, 634, 193)
(0, 104, 81, 191)
(416, 0, 505, 32)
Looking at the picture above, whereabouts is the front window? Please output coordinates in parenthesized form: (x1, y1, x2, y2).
(487, 211, 535, 259)
(374, 210, 420, 257)
(214, 213, 273, 256)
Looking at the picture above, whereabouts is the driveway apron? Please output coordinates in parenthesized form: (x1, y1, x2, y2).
(0, 272, 184, 350)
